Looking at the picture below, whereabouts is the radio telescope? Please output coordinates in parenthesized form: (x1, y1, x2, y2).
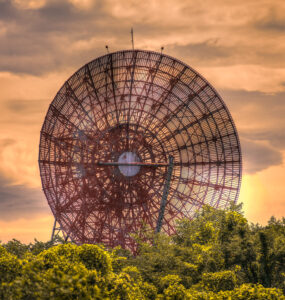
(39, 50, 242, 252)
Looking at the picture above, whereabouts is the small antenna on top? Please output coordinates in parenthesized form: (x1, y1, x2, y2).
(105, 45, 109, 53)
(161, 47, 164, 54)
(131, 28, 134, 50)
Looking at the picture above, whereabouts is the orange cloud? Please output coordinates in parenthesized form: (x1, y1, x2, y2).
(12, 0, 46, 10)
(0, 71, 70, 187)
(199, 65, 285, 93)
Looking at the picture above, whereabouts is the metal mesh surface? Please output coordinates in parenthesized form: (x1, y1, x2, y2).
(39, 50, 242, 251)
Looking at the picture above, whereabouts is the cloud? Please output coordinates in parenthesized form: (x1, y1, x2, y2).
(0, 0, 284, 228)
(0, 0, 284, 82)
(169, 40, 232, 65)
(217, 89, 285, 174)
(12, 0, 46, 10)
(4, 99, 45, 113)
(0, 138, 41, 188)
(198, 65, 285, 93)
(240, 138, 283, 174)
(254, 6, 285, 32)
(242, 130, 285, 150)
(0, 71, 71, 188)
(0, 174, 49, 221)
(0, 0, 111, 74)
(170, 38, 285, 70)
(220, 90, 285, 132)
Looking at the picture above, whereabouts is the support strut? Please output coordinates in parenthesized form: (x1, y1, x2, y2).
(155, 155, 174, 233)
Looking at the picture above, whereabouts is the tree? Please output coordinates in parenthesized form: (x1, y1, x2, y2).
(1, 204, 284, 299)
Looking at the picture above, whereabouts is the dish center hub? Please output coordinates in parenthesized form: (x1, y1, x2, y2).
(118, 152, 141, 177)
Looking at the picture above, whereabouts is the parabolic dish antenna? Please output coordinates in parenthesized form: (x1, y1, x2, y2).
(39, 50, 242, 252)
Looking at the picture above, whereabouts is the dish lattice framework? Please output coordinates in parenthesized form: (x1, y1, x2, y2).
(39, 50, 242, 252)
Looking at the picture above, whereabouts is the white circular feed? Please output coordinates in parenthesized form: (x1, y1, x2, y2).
(118, 152, 141, 177)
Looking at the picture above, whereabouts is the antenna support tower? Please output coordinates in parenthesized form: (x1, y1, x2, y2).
(51, 219, 69, 242)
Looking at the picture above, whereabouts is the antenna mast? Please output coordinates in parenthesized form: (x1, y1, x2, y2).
(131, 28, 134, 50)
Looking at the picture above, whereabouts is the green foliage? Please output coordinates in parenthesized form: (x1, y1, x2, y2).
(2, 239, 30, 258)
(0, 246, 21, 283)
(200, 270, 238, 292)
(0, 204, 284, 299)
(258, 217, 285, 290)
(219, 284, 285, 299)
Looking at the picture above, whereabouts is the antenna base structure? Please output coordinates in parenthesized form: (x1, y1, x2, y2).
(51, 219, 70, 243)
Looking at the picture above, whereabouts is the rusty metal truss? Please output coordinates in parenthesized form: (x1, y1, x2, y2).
(39, 50, 242, 252)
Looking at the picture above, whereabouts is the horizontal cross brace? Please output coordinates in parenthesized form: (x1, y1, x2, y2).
(97, 161, 169, 167)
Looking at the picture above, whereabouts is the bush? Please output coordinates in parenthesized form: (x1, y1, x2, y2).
(201, 270, 238, 292)
(219, 284, 285, 299)
(0, 246, 21, 283)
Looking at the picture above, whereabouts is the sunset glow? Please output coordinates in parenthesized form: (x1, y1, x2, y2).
(0, 0, 284, 243)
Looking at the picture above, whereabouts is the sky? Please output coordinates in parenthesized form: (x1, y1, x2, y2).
(0, 0, 285, 243)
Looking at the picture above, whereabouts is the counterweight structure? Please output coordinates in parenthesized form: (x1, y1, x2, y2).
(39, 50, 242, 252)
